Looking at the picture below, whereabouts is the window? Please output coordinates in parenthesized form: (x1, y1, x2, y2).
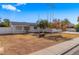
(15, 26, 22, 30)
(34, 26, 37, 29)
(24, 26, 30, 30)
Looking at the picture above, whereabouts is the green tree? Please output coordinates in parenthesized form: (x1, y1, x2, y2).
(77, 16, 79, 23)
(61, 18, 70, 25)
(48, 22, 54, 29)
(61, 18, 70, 30)
(36, 19, 49, 29)
(75, 24, 79, 29)
(75, 16, 79, 32)
(3, 19, 10, 27)
(75, 23, 79, 32)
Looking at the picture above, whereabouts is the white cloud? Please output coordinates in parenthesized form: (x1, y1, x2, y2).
(2, 4, 21, 12)
(16, 3, 26, 6)
(17, 9, 21, 12)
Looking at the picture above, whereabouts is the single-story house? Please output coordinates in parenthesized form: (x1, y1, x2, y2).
(10, 22, 36, 33)
(0, 21, 63, 34)
(66, 23, 76, 32)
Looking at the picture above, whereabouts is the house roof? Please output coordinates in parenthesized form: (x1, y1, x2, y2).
(11, 22, 36, 26)
(67, 23, 74, 28)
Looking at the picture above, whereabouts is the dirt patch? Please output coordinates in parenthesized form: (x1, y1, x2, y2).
(45, 36, 69, 41)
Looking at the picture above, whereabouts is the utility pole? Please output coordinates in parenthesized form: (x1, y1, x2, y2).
(47, 13, 49, 21)
(38, 14, 40, 21)
(49, 12, 52, 23)
(47, 4, 55, 23)
(0, 18, 2, 23)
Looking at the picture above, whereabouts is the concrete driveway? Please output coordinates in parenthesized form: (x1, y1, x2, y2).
(30, 38, 79, 55)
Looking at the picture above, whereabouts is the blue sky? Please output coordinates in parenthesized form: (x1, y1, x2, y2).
(0, 3, 79, 24)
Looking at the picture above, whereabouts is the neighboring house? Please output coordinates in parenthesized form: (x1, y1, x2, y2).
(66, 23, 76, 32)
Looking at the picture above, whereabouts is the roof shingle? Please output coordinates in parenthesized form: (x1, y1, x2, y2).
(11, 22, 36, 26)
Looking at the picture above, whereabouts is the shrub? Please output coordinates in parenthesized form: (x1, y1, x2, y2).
(75, 24, 79, 32)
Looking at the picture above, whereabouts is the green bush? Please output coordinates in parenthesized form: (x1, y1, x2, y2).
(75, 24, 79, 32)
(75, 24, 79, 28)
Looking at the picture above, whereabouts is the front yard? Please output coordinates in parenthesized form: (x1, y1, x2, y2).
(0, 33, 78, 55)
(46, 33, 79, 38)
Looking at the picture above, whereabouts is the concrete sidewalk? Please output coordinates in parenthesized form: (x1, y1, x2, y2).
(30, 38, 79, 55)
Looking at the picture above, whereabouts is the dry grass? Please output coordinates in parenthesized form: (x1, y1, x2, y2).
(61, 33, 79, 38)
(46, 33, 79, 38)
(0, 33, 77, 55)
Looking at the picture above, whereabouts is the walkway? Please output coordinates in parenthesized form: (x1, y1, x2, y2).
(0, 41, 4, 54)
(63, 31, 79, 34)
(30, 38, 79, 55)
